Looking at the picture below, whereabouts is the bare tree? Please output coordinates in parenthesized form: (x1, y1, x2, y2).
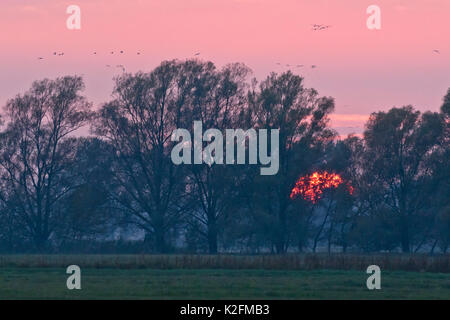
(246, 71, 336, 253)
(362, 106, 446, 252)
(0, 76, 92, 251)
(55, 137, 115, 246)
(182, 61, 251, 253)
(93, 61, 199, 253)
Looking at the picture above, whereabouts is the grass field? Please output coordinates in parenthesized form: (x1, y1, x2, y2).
(0, 254, 448, 299)
(0, 254, 449, 272)
(0, 268, 449, 300)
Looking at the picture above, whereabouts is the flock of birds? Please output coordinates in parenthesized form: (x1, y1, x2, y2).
(36, 51, 205, 73)
(275, 62, 316, 69)
(274, 24, 442, 71)
(37, 51, 201, 59)
(271, 24, 330, 70)
(36, 24, 442, 75)
(38, 50, 143, 59)
(272, 24, 331, 70)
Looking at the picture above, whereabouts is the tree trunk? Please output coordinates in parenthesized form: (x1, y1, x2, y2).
(340, 223, 348, 253)
(327, 221, 334, 254)
(275, 231, 287, 254)
(154, 222, 167, 253)
(34, 233, 49, 253)
(313, 202, 331, 253)
(207, 216, 218, 254)
(275, 207, 287, 254)
(400, 214, 410, 253)
(429, 239, 438, 255)
(275, 239, 285, 254)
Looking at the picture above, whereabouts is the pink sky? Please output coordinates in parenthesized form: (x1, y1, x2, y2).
(1, 0, 449, 135)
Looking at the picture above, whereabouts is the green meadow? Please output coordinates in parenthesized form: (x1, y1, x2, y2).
(0, 267, 448, 300)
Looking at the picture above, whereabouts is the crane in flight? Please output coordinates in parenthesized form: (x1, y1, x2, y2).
(311, 24, 331, 31)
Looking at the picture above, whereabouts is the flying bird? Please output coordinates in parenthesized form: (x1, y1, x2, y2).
(111, 51, 114, 54)
(93, 52, 97, 55)
(311, 65, 317, 69)
(311, 24, 331, 31)
(433, 50, 440, 54)
(120, 50, 124, 54)
(194, 52, 200, 56)
(38, 57, 44, 60)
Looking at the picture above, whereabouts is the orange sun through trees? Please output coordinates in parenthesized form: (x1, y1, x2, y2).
(290, 171, 354, 204)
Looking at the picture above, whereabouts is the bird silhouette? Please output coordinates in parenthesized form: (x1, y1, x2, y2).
(137, 52, 141, 55)
(111, 51, 114, 54)
(312, 24, 331, 31)
(93, 52, 97, 55)
(311, 65, 317, 69)
(120, 51, 124, 54)
(53, 52, 57, 56)
(433, 50, 440, 54)
(38, 57, 44, 60)
(194, 52, 200, 56)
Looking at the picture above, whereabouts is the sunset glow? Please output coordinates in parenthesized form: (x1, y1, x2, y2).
(290, 171, 354, 203)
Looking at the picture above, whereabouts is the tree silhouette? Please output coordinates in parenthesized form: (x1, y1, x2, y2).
(0, 76, 92, 251)
(245, 71, 335, 253)
(362, 106, 445, 252)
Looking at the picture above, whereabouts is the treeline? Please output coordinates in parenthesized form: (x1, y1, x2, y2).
(0, 59, 448, 254)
